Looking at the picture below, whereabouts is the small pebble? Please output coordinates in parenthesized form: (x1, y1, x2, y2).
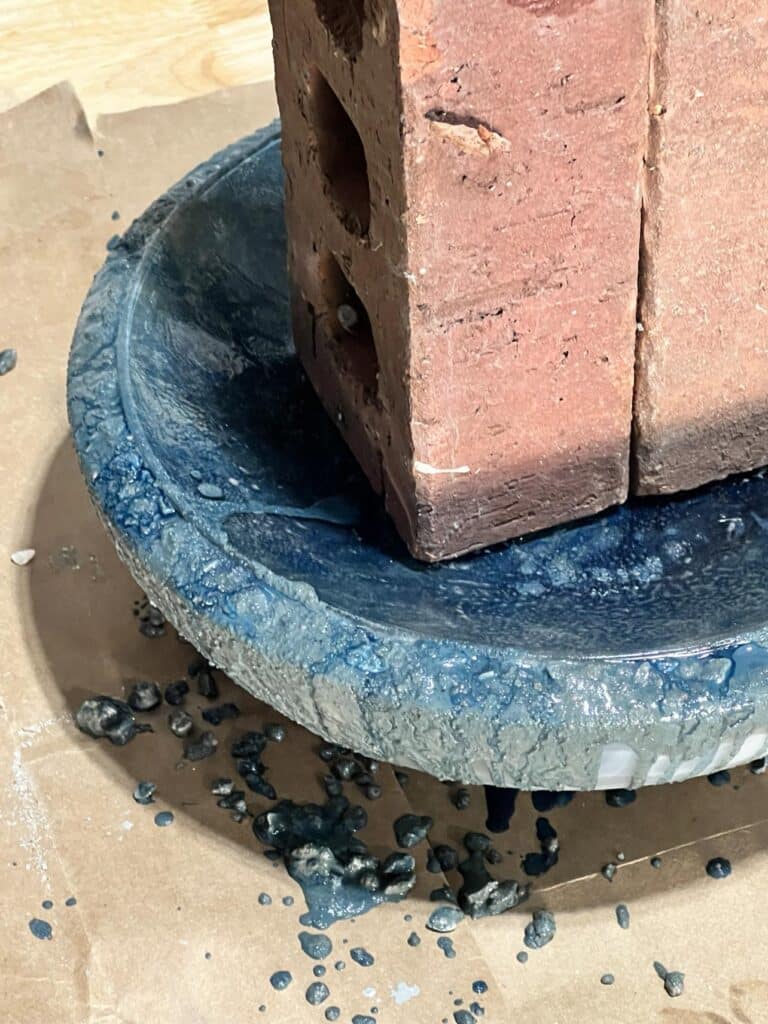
(282, 895, 294, 907)
(270, 971, 292, 991)
(707, 770, 731, 787)
(111, 210, 120, 220)
(154, 811, 174, 827)
(211, 778, 234, 796)
(350, 947, 375, 967)
(472, 981, 488, 995)
(133, 780, 156, 805)
(393, 813, 433, 848)
(516, 951, 528, 964)
(10, 548, 35, 566)
(127, 681, 162, 712)
(427, 906, 464, 933)
(41, 900, 53, 910)
(195, 666, 219, 700)
(168, 709, 194, 737)
(615, 904, 630, 930)
(750, 757, 766, 775)
(654, 962, 685, 998)
(202, 702, 240, 725)
(531, 791, 574, 812)
(605, 789, 637, 808)
(601, 862, 617, 882)
(75, 696, 150, 746)
(28, 918, 52, 940)
(332, 758, 358, 781)
(0, 348, 18, 375)
(164, 680, 189, 706)
(453, 787, 471, 810)
(407, 932, 421, 947)
(365, 784, 382, 801)
(197, 482, 224, 499)
(183, 731, 218, 761)
(706, 856, 732, 880)
(430, 886, 455, 904)
(434, 845, 459, 872)
(650, 856, 663, 869)
(453, 1013, 475, 1024)
(464, 832, 490, 853)
(524, 910, 556, 950)
(258, 893, 272, 905)
(313, 965, 326, 977)
(306, 982, 330, 1006)
(325, 1009, 341, 1022)
(65, 897, 77, 907)
(395, 770, 410, 788)
(265, 723, 285, 742)
(334, 960, 345, 971)
(600, 974, 615, 986)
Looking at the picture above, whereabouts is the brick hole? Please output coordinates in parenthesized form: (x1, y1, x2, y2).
(312, 0, 365, 58)
(318, 252, 379, 397)
(310, 69, 371, 237)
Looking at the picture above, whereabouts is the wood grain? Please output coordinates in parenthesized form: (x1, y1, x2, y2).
(0, 0, 274, 117)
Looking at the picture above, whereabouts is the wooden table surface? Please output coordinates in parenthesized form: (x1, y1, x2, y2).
(0, 0, 273, 117)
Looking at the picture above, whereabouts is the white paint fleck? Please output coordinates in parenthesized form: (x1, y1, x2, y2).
(391, 981, 421, 1005)
(362, 987, 376, 999)
(121, 819, 133, 831)
(413, 461, 470, 477)
(11, 548, 35, 566)
(596, 743, 639, 789)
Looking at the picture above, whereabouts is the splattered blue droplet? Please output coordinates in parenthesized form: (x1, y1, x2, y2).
(350, 947, 375, 966)
(615, 904, 630, 929)
(516, 951, 528, 964)
(437, 936, 456, 959)
(305, 982, 330, 1005)
(299, 931, 333, 960)
(154, 811, 174, 827)
(29, 918, 52, 940)
(65, 896, 77, 907)
(472, 980, 488, 995)
(258, 892, 272, 905)
(601, 973, 615, 986)
(706, 856, 732, 879)
(407, 931, 420, 947)
(282, 895, 295, 907)
(270, 970, 293, 991)
(453, 1011, 476, 1024)
(325, 1009, 341, 1022)
(41, 899, 53, 910)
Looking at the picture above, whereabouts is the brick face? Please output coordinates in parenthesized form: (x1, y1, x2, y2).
(633, 1, 768, 494)
(269, 0, 652, 559)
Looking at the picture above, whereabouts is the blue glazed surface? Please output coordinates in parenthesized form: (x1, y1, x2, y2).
(68, 123, 768, 789)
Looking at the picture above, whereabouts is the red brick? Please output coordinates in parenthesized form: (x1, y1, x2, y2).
(268, 0, 652, 560)
(633, 0, 768, 494)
